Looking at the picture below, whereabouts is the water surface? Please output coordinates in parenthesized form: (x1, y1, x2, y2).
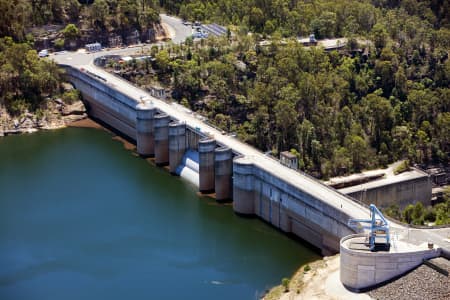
(0, 128, 319, 299)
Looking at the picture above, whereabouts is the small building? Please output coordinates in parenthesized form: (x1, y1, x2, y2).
(280, 151, 298, 170)
(148, 86, 166, 100)
(85, 42, 101, 52)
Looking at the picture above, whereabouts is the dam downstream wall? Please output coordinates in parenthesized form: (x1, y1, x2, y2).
(62, 65, 359, 254)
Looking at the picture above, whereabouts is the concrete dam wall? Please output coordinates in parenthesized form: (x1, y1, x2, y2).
(63, 65, 234, 202)
(62, 65, 360, 254)
(233, 156, 357, 255)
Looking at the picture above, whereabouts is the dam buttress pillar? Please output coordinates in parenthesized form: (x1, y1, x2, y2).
(154, 113, 170, 165)
(135, 102, 155, 157)
(169, 122, 186, 174)
(198, 138, 216, 193)
(232, 156, 255, 215)
(214, 147, 233, 201)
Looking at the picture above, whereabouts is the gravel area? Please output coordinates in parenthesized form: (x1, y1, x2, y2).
(368, 258, 450, 300)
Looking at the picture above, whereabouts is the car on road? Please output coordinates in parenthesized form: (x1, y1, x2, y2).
(38, 49, 49, 57)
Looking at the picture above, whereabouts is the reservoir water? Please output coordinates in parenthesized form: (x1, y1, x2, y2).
(0, 128, 319, 299)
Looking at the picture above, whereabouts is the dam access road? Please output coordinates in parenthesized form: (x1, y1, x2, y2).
(49, 13, 449, 290)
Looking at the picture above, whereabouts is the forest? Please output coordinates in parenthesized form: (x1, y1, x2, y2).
(113, 0, 450, 179)
(160, 0, 449, 38)
(0, 0, 160, 42)
(0, 37, 63, 115)
(0, 0, 161, 116)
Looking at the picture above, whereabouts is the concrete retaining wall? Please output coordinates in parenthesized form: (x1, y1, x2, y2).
(340, 234, 442, 291)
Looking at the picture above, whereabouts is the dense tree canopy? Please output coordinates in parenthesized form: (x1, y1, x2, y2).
(0, 0, 160, 42)
(0, 38, 63, 115)
(114, 0, 450, 179)
(160, 0, 449, 37)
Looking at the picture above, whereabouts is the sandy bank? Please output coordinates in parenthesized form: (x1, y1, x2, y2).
(263, 255, 370, 300)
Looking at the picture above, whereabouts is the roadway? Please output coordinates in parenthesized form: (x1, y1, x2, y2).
(49, 14, 450, 252)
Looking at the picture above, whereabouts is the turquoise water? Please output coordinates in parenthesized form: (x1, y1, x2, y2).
(0, 128, 319, 299)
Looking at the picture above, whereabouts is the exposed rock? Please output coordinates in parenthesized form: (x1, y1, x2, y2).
(62, 101, 87, 116)
(0, 99, 87, 136)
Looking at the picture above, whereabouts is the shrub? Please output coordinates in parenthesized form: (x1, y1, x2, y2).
(384, 204, 401, 219)
(61, 89, 80, 104)
(281, 278, 290, 292)
(424, 207, 436, 223)
(54, 38, 65, 50)
(394, 160, 409, 175)
(402, 204, 414, 224)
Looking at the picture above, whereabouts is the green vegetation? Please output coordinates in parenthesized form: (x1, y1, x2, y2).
(0, 37, 63, 115)
(119, 0, 450, 179)
(61, 89, 81, 105)
(281, 277, 290, 292)
(160, 0, 449, 37)
(384, 189, 450, 225)
(393, 160, 410, 175)
(0, 0, 162, 118)
(303, 265, 311, 272)
(0, 0, 160, 43)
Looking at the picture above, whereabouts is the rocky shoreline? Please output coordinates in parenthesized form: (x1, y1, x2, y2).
(0, 99, 87, 137)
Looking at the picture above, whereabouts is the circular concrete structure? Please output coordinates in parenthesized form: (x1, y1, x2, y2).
(340, 234, 441, 292)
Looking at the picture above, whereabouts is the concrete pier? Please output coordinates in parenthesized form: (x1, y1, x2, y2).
(232, 157, 255, 214)
(214, 147, 233, 201)
(169, 121, 186, 174)
(186, 129, 200, 151)
(135, 102, 155, 156)
(154, 113, 170, 165)
(198, 138, 216, 193)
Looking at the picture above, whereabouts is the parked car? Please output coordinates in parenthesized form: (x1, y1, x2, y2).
(38, 49, 49, 57)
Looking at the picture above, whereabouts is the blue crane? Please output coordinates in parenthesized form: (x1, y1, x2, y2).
(348, 204, 390, 251)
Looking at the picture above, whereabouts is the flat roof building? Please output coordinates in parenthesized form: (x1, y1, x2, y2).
(280, 151, 298, 170)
